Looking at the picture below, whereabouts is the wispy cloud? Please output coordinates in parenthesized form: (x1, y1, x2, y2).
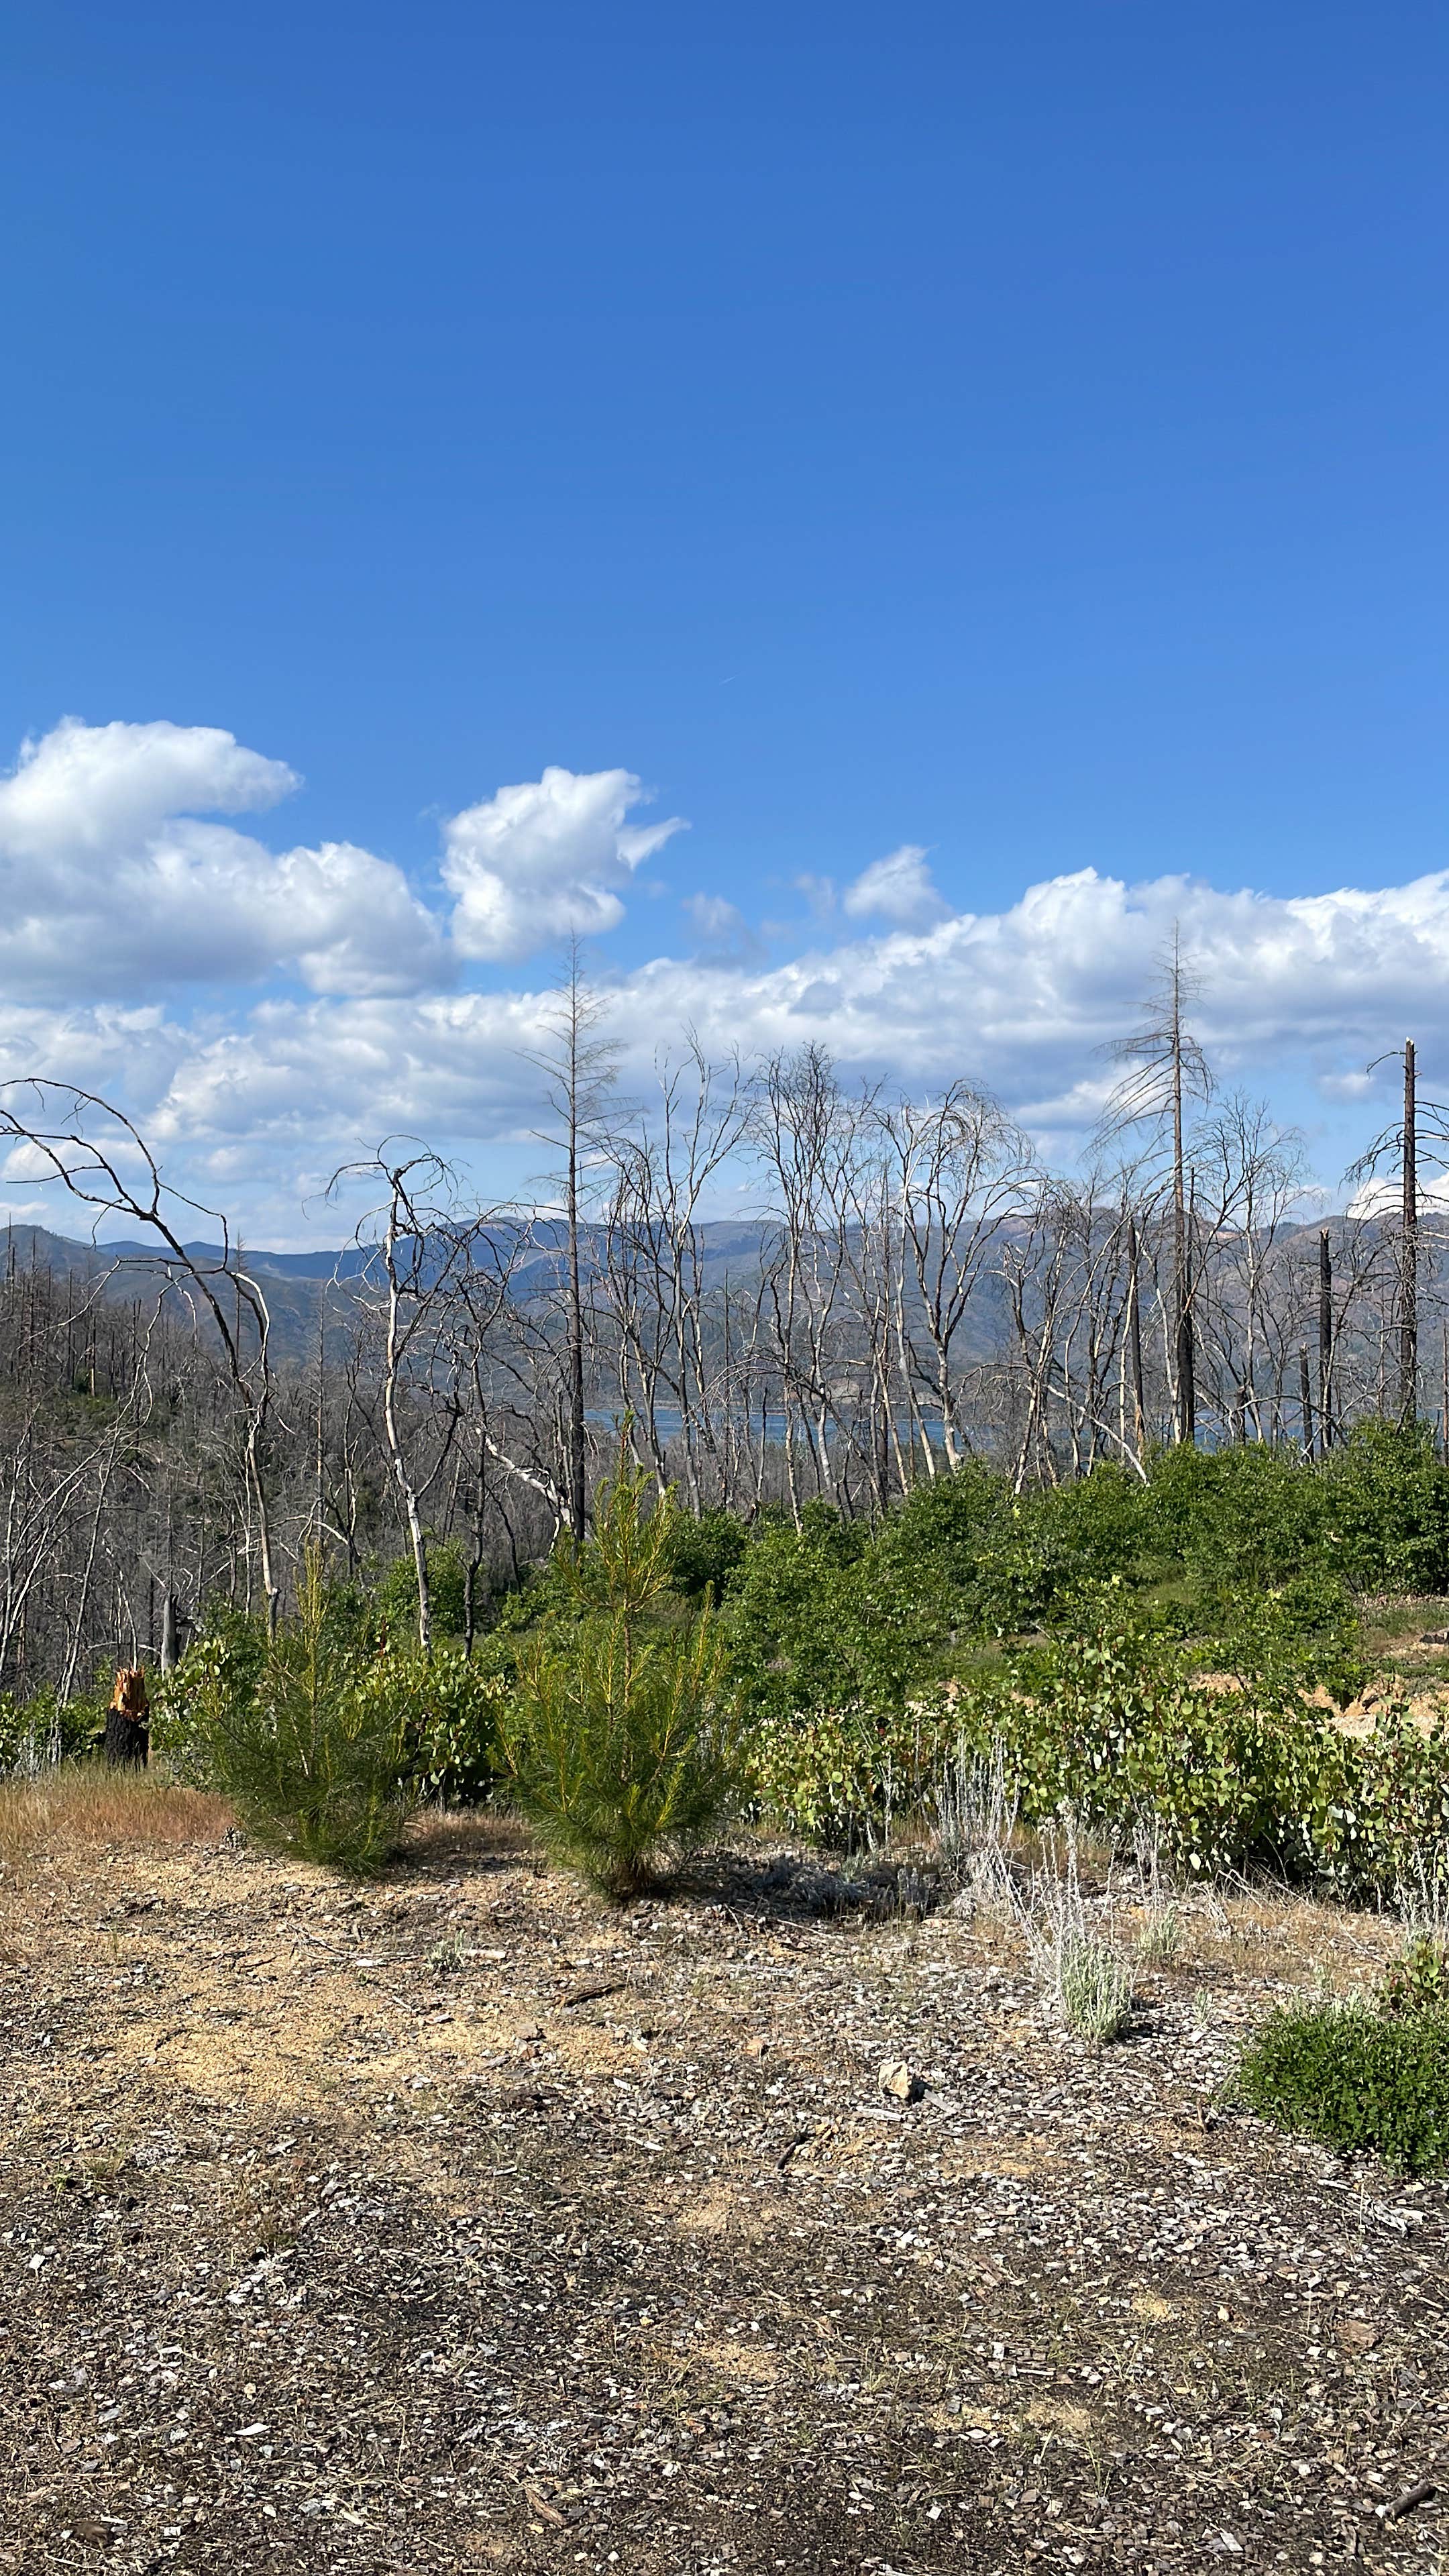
(842, 842, 947, 926)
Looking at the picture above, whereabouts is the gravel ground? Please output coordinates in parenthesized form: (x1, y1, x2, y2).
(1, 1807, 1447, 2575)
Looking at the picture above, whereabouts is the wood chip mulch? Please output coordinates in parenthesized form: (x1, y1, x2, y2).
(1, 1815, 1446, 2573)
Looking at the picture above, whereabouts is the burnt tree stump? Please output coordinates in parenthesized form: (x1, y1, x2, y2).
(103, 1667, 150, 1768)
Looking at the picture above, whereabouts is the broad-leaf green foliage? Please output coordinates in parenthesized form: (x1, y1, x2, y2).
(744, 1580, 1449, 1892)
(718, 1426, 1449, 1744)
(495, 1468, 743, 1898)
(666, 1508, 749, 1604)
(1381, 1933, 1449, 2018)
(948, 1593, 1448, 1891)
(747, 1701, 951, 1850)
(0, 1670, 113, 1774)
(1202, 1570, 1368, 1709)
(1320, 1419, 1449, 1593)
(372, 1539, 472, 1643)
(724, 1497, 947, 1727)
(1238, 1999, 1449, 2174)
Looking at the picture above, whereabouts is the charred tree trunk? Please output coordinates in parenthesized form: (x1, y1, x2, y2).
(103, 1666, 149, 1768)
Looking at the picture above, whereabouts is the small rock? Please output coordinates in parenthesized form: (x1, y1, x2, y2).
(1334, 2318, 1380, 2349)
(877, 2059, 924, 2102)
(744, 2035, 768, 2059)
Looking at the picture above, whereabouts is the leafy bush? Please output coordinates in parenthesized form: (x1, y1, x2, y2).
(722, 1500, 948, 1726)
(1238, 1999, 1449, 2174)
(747, 1700, 956, 1849)
(742, 1582, 1449, 1896)
(170, 1554, 419, 1876)
(156, 1581, 505, 1811)
(667, 1508, 749, 1603)
(151, 1603, 266, 1783)
(1197, 1571, 1367, 1709)
(1143, 1442, 1329, 1589)
(0, 1675, 111, 1775)
(953, 1600, 1313, 1875)
(1380, 1933, 1449, 2018)
(1320, 1420, 1449, 1594)
(373, 1540, 472, 1644)
(496, 1468, 743, 1897)
(350, 1638, 505, 1807)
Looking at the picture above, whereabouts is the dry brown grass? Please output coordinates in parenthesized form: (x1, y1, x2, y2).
(398, 1805, 537, 1870)
(0, 1764, 232, 1875)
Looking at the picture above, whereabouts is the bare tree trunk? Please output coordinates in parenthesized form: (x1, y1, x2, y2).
(1171, 971, 1195, 1446)
(1318, 1228, 1334, 1450)
(1127, 1213, 1146, 1463)
(1401, 1038, 1417, 1426)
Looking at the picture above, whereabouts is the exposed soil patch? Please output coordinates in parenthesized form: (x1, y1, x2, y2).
(1, 1802, 1447, 2572)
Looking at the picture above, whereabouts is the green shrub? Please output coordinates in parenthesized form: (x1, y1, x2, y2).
(723, 1499, 955, 1724)
(747, 1700, 956, 1849)
(0, 1676, 111, 1774)
(1238, 1999, 1449, 2174)
(175, 1553, 419, 1876)
(944, 1593, 1448, 1894)
(1144, 1442, 1329, 1589)
(1320, 1420, 1449, 1593)
(373, 1539, 471, 1642)
(1195, 1571, 1366, 1709)
(737, 1578, 1449, 1892)
(667, 1508, 749, 1603)
(952, 1599, 1309, 1875)
(150, 1604, 266, 1784)
(1380, 1933, 1449, 2018)
(496, 1468, 743, 1897)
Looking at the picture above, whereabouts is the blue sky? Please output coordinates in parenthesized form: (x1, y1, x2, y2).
(2, 3, 1448, 1235)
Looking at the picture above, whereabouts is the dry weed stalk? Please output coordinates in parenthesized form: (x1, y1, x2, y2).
(932, 1736, 1020, 1900)
(1011, 1815, 1134, 2043)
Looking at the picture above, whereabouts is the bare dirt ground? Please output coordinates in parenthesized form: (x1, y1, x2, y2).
(2, 1793, 1448, 2575)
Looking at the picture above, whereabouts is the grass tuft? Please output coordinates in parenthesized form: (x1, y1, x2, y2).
(0, 1766, 232, 1874)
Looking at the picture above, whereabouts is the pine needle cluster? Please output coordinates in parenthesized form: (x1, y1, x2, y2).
(496, 1467, 743, 1898)
(203, 1549, 418, 1877)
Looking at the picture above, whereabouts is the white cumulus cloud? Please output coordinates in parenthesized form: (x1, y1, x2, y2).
(442, 765, 687, 961)
(7, 710, 1449, 1242)
(0, 717, 444, 1000)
